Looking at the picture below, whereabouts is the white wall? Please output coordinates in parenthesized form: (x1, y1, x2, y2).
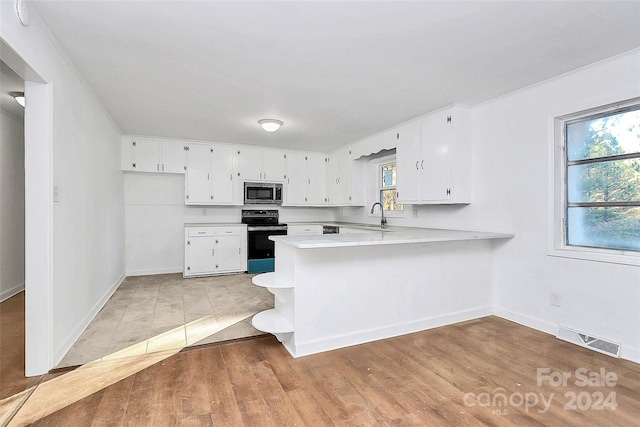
(480, 50, 640, 363)
(1, 3, 125, 368)
(124, 172, 335, 275)
(337, 49, 640, 362)
(0, 109, 25, 301)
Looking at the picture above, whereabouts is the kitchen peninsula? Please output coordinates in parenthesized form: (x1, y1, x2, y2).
(252, 226, 514, 357)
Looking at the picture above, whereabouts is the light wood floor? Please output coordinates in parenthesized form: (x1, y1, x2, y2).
(0, 293, 43, 400)
(19, 315, 640, 426)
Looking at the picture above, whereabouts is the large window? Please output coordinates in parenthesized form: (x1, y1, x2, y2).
(379, 162, 403, 212)
(561, 102, 640, 254)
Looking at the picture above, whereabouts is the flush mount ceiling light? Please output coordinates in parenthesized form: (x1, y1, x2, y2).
(10, 91, 25, 107)
(258, 119, 283, 132)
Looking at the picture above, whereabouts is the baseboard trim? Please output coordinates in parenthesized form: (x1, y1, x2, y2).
(125, 267, 182, 276)
(54, 274, 126, 365)
(492, 307, 558, 336)
(290, 306, 492, 358)
(493, 307, 640, 364)
(0, 282, 25, 302)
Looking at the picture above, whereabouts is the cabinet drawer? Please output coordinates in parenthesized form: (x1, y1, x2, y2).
(288, 224, 323, 235)
(187, 228, 216, 237)
(215, 227, 243, 236)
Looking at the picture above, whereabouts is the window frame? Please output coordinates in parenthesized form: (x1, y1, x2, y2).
(369, 155, 405, 219)
(548, 97, 640, 266)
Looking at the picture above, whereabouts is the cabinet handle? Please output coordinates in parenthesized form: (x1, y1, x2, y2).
(288, 177, 290, 184)
(212, 249, 215, 256)
(421, 160, 424, 169)
(207, 173, 210, 180)
(415, 161, 419, 170)
(157, 163, 160, 171)
(238, 248, 241, 254)
(162, 164, 165, 172)
(308, 178, 311, 184)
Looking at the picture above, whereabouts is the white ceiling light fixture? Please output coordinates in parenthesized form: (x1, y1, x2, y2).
(258, 119, 283, 132)
(10, 91, 25, 107)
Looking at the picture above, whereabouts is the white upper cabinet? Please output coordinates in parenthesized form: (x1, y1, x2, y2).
(284, 151, 328, 206)
(121, 137, 185, 173)
(397, 105, 471, 204)
(326, 145, 365, 206)
(395, 121, 422, 202)
(237, 147, 286, 182)
(184, 144, 235, 205)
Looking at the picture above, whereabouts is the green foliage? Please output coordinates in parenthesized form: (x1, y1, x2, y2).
(572, 115, 640, 250)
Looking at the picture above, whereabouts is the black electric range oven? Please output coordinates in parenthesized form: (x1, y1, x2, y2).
(241, 210, 287, 273)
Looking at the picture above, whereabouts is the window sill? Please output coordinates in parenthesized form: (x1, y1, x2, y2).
(548, 246, 640, 267)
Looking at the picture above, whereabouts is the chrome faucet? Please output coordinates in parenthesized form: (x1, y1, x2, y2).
(370, 202, 387, 227)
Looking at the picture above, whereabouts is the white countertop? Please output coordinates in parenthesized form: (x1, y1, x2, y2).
(270, 226, 514, 248)
(184, 223, 245, 227)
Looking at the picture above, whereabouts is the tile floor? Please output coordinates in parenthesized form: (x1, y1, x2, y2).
(57, 273, 273, 367)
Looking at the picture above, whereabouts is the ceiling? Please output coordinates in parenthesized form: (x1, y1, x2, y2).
(31, 1, 640, 152)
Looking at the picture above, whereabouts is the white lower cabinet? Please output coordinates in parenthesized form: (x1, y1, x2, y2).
(287, 224, 323, 235)
(184, 225, 247, 277)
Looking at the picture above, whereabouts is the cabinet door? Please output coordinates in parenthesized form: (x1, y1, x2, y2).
(132, 139, 161, 172)
(337, 147, 354, 204)
(447, 107, 472, 203)
(237, 147, 263, 181)
(121, 139, 135, 171)
(185, 144, 212, 204)
(215, 234, 244, 272)
(419, 112, 451, 201)
(285, 152, 308, 205)
(262, 149, 286, 182)
(326, 154, 340, 205)
(211, 146, 234, 204)
(396, 121, 421, 203)
(161, 141, 186, 174)
(306, 153, 327, 205)
(186, 235, 216, 275)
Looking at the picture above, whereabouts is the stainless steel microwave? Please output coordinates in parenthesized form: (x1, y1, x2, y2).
(244, 182, 283, 205)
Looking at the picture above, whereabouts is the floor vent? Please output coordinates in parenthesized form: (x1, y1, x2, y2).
(556, 325, 621, 358)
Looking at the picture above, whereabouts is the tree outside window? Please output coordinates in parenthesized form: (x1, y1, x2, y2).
(565, 106, 640, 251)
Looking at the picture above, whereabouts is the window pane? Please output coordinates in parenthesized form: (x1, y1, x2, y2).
(567, 158, 640, 203)
(381, 189, 403, 211)
(381, 164, 397, 188)
(567, 108, 640, 162)
(567, 206, 640, 251)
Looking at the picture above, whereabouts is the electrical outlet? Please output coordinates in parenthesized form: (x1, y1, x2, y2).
(550, 292, 561, 307)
